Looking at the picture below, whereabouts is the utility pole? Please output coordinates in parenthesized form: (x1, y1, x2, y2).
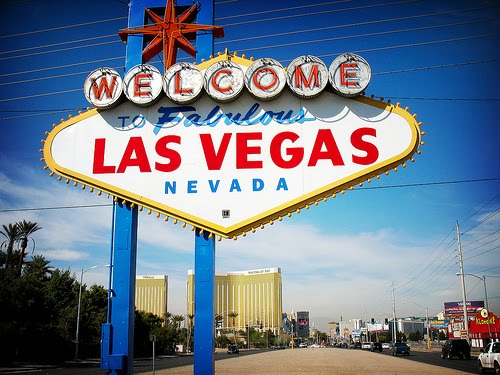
(392, 282, 397, 343)
(456, 222, 469, 342)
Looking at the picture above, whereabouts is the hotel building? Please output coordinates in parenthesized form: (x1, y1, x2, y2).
(187, 268, 282, 335)
(135, 275, 168, 319)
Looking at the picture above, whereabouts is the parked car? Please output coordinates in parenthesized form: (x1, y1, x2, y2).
(441, 339, 471, 360)
(382, 343, 391, 349)
(478, 341, 500, 374)
(392, 342, 410, 356)
(361, 342, 372, 350)
(299, 342, 308, 348)
(371, 342, 383, 352)
(227, 344, 239, 354)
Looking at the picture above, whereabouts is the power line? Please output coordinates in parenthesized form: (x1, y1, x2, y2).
(374, 59, 500, 76)
(223, 18, 500, 53)
(220, 0, 421, 27)
(0, 34, 118, 56)
(1, 177, 498, 213)
(358, 178, 500, 191)
(216, 0, 352, 21)
(0, 56, 124, 78)
(217, 5, 499, 45)
(0, 40, 121, 61)
(0, 16, 127, 39)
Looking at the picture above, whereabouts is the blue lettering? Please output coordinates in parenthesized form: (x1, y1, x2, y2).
(276, 178, 288, 191)
(209, 179, 220, 192)
(155, 106, 195, 134)
(187, 180, 198, 193)
(229, 179, 242, 192)
(165, 181, 177, 194)
(253, 178, 264, 191)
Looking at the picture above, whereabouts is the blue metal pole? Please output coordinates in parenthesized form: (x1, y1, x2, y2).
(194, 2, 216, 374)
(194, 229, 216, 375)
(109, 201, 138, 374)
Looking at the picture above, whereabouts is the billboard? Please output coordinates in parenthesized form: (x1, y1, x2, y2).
(444, 301, 484, 316)
(296, 311, 310, 338)
(43, 52, 422, 238)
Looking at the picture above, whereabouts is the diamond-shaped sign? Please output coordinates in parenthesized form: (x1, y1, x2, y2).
(43, 56, 422, 238)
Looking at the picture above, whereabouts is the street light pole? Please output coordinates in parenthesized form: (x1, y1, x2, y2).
(75, 264, 110, 360)
(458, 273, 491, 345)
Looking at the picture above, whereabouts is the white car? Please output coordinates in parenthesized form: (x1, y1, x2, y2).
(362, 342, 372, 350)
(382, 343, 390, 349)
(478, 341, 500, 374)
(299, 343, 308, 348)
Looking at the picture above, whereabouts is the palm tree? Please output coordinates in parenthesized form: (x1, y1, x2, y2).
(16, 220, 41, 276)
(0, 223, 20, 270)
(25, 255, 53, 279)
(227, 311, 239, 345)
(186, 314, 194, 353)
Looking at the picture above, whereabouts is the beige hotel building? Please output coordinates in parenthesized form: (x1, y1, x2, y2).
(187, 268, 283, 335)
(135, 275, 168, 319)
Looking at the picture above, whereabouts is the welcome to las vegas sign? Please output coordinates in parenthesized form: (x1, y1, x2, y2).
(42, 52, 423, 239)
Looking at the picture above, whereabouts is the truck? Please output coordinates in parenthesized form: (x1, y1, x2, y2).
(478, 341, 500, 374)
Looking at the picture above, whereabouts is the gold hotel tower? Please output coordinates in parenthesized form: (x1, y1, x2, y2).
(187, 268, 282, 335)
(135, 275, 168, 318)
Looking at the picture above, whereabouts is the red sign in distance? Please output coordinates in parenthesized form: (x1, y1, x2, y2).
(44, 53, 423, 239)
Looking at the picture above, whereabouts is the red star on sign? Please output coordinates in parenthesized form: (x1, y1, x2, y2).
(118, 0, 224, 72)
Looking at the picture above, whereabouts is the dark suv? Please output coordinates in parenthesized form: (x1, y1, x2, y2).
(441, 339, 471, 360)
(227, 344, 239, 354)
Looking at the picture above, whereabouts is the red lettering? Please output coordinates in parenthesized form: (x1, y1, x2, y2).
(340, 63, 359, 87)
(351, 127, 378, 165)
(270, 132, 303, 168)
(253, 67, 278, 91)
(91, 76, 118, 100)
(236, 132, 262, 169)
(117, 137, 152, 173)
(200, 133, 232, 170)
(174, 71, 193, 94)
(134, 73, 152, 97)
(155, 135, 182, 172)
(294, 65, 319, 88)
(93, 138, 116, 174)
(308, 129, 344, 166)
(211, 69, 232, 93)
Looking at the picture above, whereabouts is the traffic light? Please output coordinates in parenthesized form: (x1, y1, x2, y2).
(384, 318, 388, 325)
(371, 318, 374, 324)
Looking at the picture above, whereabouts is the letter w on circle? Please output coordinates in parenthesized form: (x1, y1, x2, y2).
(92, 76, 118, 99)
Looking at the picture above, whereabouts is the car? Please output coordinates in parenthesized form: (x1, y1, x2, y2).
(478, 341, 500, 374)
(392, 342, 410, 356)
(227, 344, 239, 354)
(361, 342, 372, 350)
(353, 342, 362, 349)
(441, 339, 471, 360)
(371, 342, 383, 352)
(299, 343, 308, 348)
(382, 343, 390, 349)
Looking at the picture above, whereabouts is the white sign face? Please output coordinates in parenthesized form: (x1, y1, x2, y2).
(44, 86, 420, 238)
(329, 53, 371, 97)
(83, 68, 123, 109)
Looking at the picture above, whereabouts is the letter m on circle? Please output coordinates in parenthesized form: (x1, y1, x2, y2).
(92, 76, 118, 99)
(294, 65, 320, 89)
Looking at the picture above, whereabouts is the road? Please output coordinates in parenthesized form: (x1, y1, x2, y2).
(0, 347, 478, 374)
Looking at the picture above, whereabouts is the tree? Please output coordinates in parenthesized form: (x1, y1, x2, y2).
(15, 220, 41, 276)
(0, 223, 19, 270)
(227, 311, 239, 345)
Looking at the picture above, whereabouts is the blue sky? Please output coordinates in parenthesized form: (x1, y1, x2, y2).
(0, 0, 499, 331)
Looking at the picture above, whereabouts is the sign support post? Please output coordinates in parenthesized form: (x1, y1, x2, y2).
(194, 3, 216, 374)
(194, 229, 216, 374)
